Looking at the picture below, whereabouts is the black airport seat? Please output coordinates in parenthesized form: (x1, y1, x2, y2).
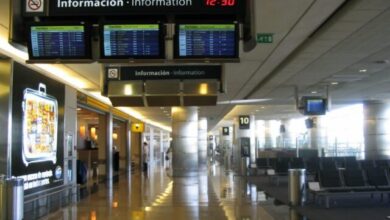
(366, 167, 390, 191)
(256, 158, 269, 169)
(306, 158, 320, 175)
(334, 157, 346, 168)
(344, 156, 359, 169)
(320, 157, 338, 170)
(342, 169, 375, 191)
(274, 158, 290, 175)
(268, 158, 277, 169)
(375, 159, 390, 169)
(318, 169, 350, 192)
(360, 160, 375, 170)
(289, 157, 305, 169)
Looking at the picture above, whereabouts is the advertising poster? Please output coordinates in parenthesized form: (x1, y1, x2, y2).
(11, 63, 64, 195)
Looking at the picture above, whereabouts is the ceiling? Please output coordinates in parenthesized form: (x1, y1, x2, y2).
(3, 0, 390, 132)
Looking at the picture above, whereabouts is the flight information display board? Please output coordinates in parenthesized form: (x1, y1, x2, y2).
(101, 24, 164, 59)
(28, 24, 91, 60)
(175, 24, 238, 59)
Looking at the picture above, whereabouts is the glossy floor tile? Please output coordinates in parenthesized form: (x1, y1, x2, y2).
(41, 165, 299, 220)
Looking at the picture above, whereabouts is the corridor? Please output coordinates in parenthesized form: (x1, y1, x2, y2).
(42, 165, 293, 220)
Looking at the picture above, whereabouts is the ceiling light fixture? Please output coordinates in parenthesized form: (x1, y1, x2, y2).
(217, 99, 270, 105)
(331, 82, 339, 85)
(311, 91, 318, 94)
(123, 84, 133, 96)
(359, 69, 367, 73)
(199, 83, 208, 95)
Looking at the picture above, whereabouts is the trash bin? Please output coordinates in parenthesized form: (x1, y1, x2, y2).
(241, 157, 250, 176)
(6, 178, 24, 220)
(288, 169, 306, 206)
(0, 175, 6, 220)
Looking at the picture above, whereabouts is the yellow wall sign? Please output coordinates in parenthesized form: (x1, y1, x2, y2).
(131, 123, 145, 133)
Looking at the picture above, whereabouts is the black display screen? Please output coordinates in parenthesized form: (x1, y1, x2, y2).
(175, 24, 238, 59)
(304, 98, 327, 115)
(27, 23, 91, 60)
(101, 24, 164, 59)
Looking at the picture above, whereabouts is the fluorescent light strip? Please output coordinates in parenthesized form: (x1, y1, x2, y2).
(89, 93, 171, 132)
(217, 99, 271, 104)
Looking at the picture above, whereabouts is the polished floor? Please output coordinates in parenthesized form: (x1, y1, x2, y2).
(41, 164, 298, 220)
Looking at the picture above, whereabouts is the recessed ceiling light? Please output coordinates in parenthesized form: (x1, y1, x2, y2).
(331, 82, 339, 85)
(374, 60, 389, 64)
(311, 91, 318, 94)
(359, 69, 367, 73)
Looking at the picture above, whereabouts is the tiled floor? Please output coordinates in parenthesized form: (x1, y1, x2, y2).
(42, 165, 298, 220)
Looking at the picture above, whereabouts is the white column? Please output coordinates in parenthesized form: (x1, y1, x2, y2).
(220, 126, 233, 169)
(198, 117, 208, 170)
(364, 101, 390, 159)
(233, 115, 256, 172)
(280, 119, 292, 148)
(171, 107, 199, 177)
(308, 116, 327, 156)
(149, 127, 154, 167)
(264, 120, 274, 148)
(106, 112, 113, 186)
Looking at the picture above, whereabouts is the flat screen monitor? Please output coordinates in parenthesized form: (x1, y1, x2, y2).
(101, 23, 164, 59)
(27, 23, 91, 61)
(305, 118, 314, 129)
(174, 23, 238, 59)
(304, 98, 327, 115)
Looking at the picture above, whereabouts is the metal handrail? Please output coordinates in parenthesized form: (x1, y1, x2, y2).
(24, 183, 77, 204)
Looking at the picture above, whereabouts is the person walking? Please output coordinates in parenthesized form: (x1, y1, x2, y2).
(142, 142, 149, 172)
(165, 143, 172, 169)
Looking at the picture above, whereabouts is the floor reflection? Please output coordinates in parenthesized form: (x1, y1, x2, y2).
(42, 164, 305, 220)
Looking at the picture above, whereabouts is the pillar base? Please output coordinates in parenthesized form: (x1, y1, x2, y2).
(173, 169, 199, 177)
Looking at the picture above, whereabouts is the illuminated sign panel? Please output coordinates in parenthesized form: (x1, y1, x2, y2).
(175, 24, 238, 59)
(101, 24, 164, 59)
(49, 0, 243, 16)
(27, 23, 91, 61)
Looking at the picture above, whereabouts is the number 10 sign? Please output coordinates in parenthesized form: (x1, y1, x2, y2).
(239, 115, 250, 129)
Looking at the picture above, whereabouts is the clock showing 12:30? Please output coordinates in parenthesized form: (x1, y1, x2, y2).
(204, 0, 237, 7)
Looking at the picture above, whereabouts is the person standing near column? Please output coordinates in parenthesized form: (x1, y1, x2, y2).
(142, 142, 149, 172)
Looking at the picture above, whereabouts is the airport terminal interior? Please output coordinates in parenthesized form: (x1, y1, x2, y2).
(1, 0, 390, 219)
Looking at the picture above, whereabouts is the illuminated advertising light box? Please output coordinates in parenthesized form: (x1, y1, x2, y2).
(100, 23, 165, 60)
(27, 22, 92, 62)
(11, 63, 65, 195)
(174, 23, 239, 60)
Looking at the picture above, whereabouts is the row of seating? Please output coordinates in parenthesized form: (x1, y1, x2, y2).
(312, 167, 390, 208)
(255, 157, 390, 175)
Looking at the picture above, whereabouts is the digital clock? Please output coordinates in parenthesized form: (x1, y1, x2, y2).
(204, 0, 237, 7)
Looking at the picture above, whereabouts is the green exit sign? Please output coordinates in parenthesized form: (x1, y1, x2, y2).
(256, 33, 273, 43)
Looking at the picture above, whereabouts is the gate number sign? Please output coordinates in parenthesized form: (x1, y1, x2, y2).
(239, 115, 250, 129)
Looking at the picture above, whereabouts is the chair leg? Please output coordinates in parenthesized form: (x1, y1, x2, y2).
(325, 197, 330, 208)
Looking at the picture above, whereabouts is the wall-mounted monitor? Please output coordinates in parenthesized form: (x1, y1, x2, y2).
(305, 118, 314, 129)
(27, 22, 92, 62)
(303, 97, 327, 116)
(100, 23, 165, 60)
(174, 23, 239, 60)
